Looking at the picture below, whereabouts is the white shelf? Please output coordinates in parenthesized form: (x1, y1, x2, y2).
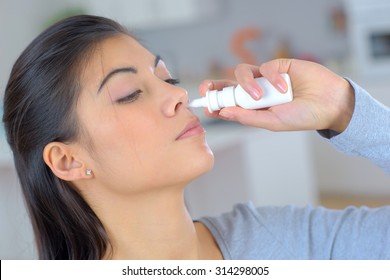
(84, 0, 201, 30)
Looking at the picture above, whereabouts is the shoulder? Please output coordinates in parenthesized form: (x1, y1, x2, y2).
(198, 202, 300, 259)
(199, 202, 390, 259)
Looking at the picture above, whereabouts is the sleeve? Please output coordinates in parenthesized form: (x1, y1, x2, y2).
(200, 203, 390, 259)
(319, 79, 390, 175)
(250, 204, 390, 259)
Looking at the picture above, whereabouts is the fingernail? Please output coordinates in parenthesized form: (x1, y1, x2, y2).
(247, 85, 261, 100)
(219, 110, 234, 119)
(277, 82, 287, 93)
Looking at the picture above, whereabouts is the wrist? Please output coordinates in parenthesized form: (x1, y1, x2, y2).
(329, 78, 355, 133)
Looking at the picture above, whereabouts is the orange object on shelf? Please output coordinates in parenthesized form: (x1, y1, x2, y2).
(216, 27, 262, 80)
(230, 27, 261, 65)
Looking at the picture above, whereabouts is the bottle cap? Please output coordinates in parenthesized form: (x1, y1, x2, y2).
(206, 90, 220, 112)
(206, 86, 236, 112)
(189, 86, 237, 113)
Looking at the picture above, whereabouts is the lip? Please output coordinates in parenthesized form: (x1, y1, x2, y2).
(176, 118, 205, 140)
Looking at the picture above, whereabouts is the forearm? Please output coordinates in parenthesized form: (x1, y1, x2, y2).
(320, 79, 390, 174)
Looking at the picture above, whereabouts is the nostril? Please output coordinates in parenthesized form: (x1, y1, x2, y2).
(175, 102, 183, 112)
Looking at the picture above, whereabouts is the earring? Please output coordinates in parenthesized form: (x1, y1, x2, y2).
(85, 169, 92, 176)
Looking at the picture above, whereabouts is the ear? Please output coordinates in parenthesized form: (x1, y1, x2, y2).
(43, 142, 92, 181)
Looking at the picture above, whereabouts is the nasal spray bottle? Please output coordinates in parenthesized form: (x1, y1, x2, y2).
(190, 74, 293, 113)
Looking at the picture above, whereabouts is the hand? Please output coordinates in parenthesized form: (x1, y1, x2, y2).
(198, 59, 355, 133)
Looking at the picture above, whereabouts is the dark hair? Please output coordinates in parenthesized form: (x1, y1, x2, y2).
(2, 15, 130, 259)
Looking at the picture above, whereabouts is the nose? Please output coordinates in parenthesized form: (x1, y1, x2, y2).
(161, 83, 189, 117)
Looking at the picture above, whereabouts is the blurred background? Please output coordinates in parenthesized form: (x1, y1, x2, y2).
(2, 0, 390, 259)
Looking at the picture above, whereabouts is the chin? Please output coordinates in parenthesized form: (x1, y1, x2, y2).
(186, 147, 215, 182)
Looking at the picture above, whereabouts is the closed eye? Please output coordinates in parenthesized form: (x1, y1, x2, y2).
(116, 89, 142, 104)
(116, 79, 179, 104)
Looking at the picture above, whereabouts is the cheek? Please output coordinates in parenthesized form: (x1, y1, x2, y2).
(80, 102, 214, 191)
(90, 112, 168, 184)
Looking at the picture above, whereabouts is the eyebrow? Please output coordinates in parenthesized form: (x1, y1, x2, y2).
(97, 55, 162, 94)
(97, 67, 137, 93)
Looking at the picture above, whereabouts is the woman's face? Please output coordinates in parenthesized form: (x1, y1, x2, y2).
(76, 35, 214, 194)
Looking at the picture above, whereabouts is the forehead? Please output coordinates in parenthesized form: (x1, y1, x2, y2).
(82, 35, 154, 88)
(96, 34, 152, 66)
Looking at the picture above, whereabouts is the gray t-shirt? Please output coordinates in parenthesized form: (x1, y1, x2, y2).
(199, 80, 390, 259)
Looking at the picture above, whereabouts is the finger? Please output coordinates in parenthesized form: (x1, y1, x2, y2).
(259, 59, 293, 93)
(198, 79, 237, 97)
(218, 107, 285, 131)
(234, 63, 263, 100)
(198, 80, 213, 97)
(203, 107, 220, 118)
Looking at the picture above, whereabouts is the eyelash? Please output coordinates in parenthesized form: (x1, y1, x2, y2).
(116, 89, 142, 104)
(116, 78, 180, 104)
(165, 78, 180, 85)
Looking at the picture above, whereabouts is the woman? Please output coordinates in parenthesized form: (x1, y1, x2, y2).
(3, 14, 215, 259)
(3, 15, 390, 260)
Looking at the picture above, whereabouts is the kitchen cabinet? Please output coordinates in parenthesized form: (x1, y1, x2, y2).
(84, 0, 204, 30)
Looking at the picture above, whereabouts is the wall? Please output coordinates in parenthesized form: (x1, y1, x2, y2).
(1, 0, 76, 260)
(1, 1, 55, 98)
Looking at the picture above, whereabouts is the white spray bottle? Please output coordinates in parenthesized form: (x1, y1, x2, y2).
(190, 74, 293, 113)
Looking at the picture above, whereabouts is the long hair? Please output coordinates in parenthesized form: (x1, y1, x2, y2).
(2, 15, 130, 259)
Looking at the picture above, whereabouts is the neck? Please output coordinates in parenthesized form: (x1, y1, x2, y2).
(90, 186, 216, 259)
